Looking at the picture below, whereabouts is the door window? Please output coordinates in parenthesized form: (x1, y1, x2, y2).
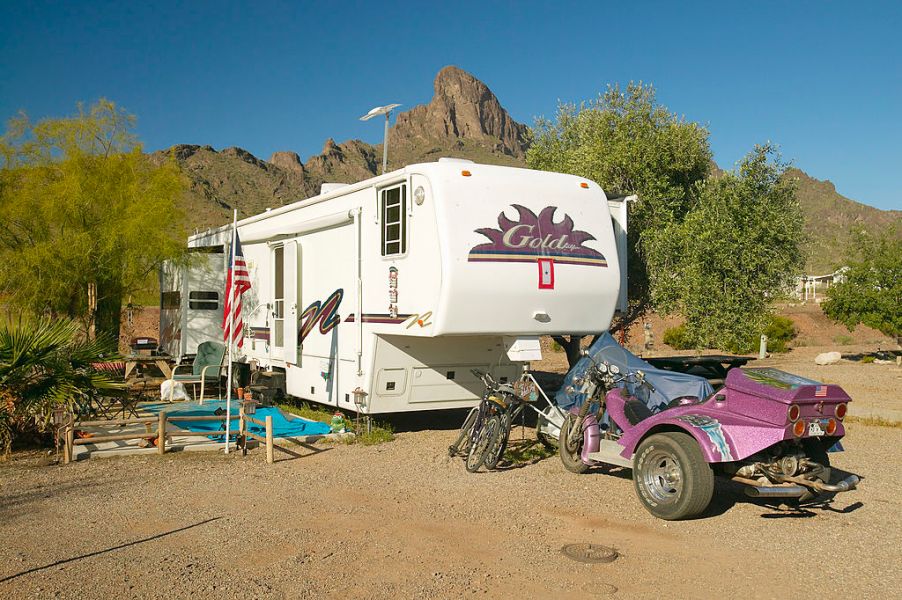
(273, 245, 284, 348)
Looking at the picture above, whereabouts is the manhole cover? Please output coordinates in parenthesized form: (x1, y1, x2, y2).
(561, 543, 618, 564)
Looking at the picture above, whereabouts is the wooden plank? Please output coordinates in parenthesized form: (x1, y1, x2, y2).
(76, 417, 157, 427)
(244, 414, 266, 427)
(73, 432, 157, 444)
(167, 415, 230, 423)
(167, 429, 241, 438)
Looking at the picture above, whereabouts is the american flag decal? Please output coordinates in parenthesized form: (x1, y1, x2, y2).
(814, 385, 828, 397)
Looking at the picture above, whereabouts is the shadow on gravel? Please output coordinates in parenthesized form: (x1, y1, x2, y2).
(704, 470, 866, 519)
(0, 478, 107, 522)
(0, 516, 222, 584)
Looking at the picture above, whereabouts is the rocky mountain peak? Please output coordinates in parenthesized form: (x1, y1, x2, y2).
(269, 151, 304, 175)
(390, 65, 529, 158)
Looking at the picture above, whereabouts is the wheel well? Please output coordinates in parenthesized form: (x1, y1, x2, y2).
(636, 424, 696, 449)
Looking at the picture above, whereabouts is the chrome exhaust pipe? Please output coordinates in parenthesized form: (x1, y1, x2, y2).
(745, 485, 807, 498)
(812, 474, 860, 493)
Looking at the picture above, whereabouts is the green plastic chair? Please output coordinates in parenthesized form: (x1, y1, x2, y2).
(167, 341, 227, 402)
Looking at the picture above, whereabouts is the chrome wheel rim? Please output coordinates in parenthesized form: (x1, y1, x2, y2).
(641, 451, 683, 503)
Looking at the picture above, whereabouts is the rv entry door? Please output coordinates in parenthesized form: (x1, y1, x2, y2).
(283, 240, 299, 365)
(271, 241, 299, 365)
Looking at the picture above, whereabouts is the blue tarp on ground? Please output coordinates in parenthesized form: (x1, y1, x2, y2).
(143, 401, 332, 438)
(555, 332, 715, 412)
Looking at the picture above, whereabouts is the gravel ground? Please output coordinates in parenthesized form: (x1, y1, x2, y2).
(1, 420, 900, 599)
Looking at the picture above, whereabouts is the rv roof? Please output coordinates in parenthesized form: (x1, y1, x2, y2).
(188, 160, 600, 243)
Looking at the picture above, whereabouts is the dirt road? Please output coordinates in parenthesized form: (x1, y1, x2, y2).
(2, 420, 899, 599)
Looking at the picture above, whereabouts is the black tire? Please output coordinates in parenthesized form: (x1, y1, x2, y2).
(484, 412, 511, 470)
(799, 441, 833, 503)
(558, 413, 590, 474)
(466, 415, 500, 473)
(633, 432, 714, 521)
(449, 407, 479, 457)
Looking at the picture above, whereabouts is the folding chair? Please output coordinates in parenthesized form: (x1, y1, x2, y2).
(166, 341, 227, 402)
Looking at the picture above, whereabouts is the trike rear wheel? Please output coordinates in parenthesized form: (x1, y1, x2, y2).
(633, 432, 714, 520)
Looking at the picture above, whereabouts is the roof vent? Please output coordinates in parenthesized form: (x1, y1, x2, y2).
(438, 157, 475, 164)
(321, 183, 350, 194)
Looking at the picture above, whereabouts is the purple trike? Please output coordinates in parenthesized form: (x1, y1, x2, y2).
(556, 334, 860, 520)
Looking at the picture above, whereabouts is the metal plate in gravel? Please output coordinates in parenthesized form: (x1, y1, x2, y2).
(561, 543, 618, 563)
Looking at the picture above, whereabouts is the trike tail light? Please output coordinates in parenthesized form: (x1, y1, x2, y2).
(788, 404, 801, 422)
(825, 419, 838, 436)
(835, 403, 847, 420)
(792, 420, 806, 437)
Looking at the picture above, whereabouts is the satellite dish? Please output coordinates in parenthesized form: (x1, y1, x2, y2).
(359, 103, 402, 121)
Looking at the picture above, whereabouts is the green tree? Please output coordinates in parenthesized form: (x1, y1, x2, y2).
(822, 227, 901, 342)
(647, 145, 805, 351)
(527, 83, 712, 362)
(0, 100, 186, 341)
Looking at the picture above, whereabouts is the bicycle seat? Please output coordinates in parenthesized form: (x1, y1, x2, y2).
(497, 384, 516, 395)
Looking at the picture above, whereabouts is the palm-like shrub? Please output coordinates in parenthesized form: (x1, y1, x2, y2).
(0, 317, 122, 456)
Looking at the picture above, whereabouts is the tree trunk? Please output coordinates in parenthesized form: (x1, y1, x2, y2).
(94, 287, 122, 349)
(552, 335, 585, 369)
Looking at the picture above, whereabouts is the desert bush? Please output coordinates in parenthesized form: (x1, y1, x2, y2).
(833, 334, 854, 345)
(763, 315, 798, 353)
(663, 325, 693, 350)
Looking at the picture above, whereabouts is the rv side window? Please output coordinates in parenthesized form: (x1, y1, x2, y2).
(380, 185, 407, 256)
(188, 291, 219, 310)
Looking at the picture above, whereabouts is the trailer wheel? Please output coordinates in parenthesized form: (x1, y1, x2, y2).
(558, 413, 590, 474)
(466, 415, 500, 473)
(633, 432, 714, 521)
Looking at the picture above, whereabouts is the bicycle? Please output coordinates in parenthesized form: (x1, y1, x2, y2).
(448, 369, 513, 473)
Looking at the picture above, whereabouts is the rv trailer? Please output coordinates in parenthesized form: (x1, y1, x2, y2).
(161, 159, 626, 414)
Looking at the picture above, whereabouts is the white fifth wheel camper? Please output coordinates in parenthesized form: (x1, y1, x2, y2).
(160, 159, 627, 414)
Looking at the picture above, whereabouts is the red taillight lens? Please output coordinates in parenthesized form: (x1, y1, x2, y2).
(788, 404, 801, 422)
(835, 403, 847, 419)
(826, 419, 838, 435)
(793, 420, 806, 437)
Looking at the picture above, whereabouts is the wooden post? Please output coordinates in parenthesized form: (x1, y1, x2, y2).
(239, 404, 247, 456)
(265, 415, 274, 464)
(157, 411, 166, 455)
(64, 418, 74, 465)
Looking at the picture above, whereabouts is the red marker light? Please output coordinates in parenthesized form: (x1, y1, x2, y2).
(788, 404, 801, 422)
(835, 403, 847, 420)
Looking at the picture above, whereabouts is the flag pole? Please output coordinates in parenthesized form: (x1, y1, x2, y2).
(225, 208, 237, 454)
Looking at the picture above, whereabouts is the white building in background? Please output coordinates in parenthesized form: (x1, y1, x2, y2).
(795, 267, 848, 302)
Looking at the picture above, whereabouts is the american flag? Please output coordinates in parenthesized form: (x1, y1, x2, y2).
(222, 232, 251, 347)
(814, 385, 828, 397)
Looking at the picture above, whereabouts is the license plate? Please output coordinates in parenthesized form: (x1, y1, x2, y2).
(808, 420, 824, 436)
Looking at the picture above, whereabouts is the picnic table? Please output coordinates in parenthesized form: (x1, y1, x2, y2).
(644, 355, 754, 380)
(124, 355, 174, 379)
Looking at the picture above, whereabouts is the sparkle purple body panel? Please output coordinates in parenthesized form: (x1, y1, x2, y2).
(608, 368, 849, 463)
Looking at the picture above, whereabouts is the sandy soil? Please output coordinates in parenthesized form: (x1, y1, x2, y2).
(1, 421, 900, 600)
(2, 302, 898, 598)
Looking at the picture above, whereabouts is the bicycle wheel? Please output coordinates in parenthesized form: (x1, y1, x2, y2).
(466, 415, 500, 473)
(483, 411, 512, 470)
(449, 407, 479, 457)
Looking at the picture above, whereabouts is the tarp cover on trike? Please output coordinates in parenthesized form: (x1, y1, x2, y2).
(555, 333, 714, 411)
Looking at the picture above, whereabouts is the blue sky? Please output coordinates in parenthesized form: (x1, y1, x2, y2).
(1, 1, 900, 210)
